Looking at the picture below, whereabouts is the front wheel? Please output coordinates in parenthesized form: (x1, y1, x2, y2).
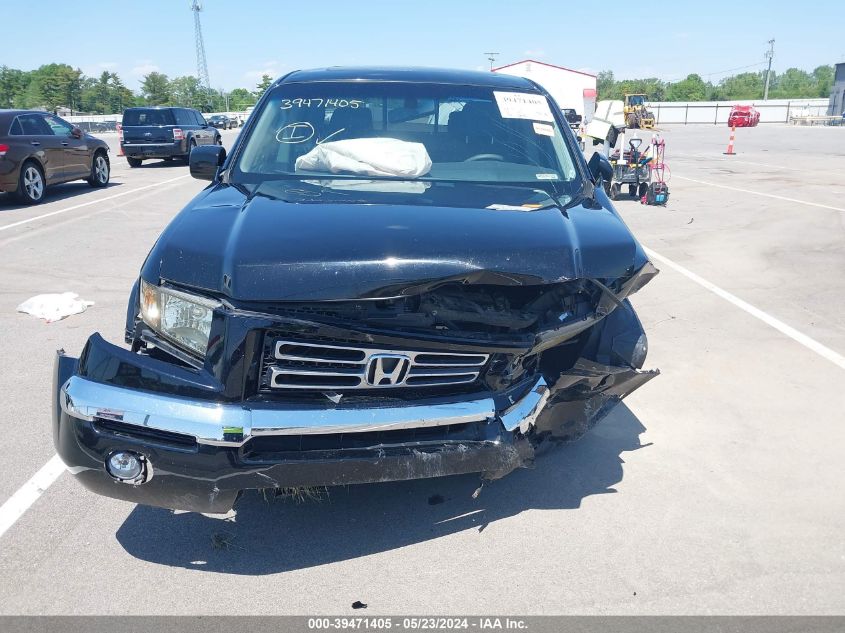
(87, 151, 110, 187)
(16, 161, 45, 204)
(216, 136, 223, 146)
(610, 183, 621, 200)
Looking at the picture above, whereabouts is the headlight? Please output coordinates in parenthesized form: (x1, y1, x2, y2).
(140, 279, 219, 357)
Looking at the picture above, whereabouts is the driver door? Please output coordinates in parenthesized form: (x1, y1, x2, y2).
(43, 114, 90, 180)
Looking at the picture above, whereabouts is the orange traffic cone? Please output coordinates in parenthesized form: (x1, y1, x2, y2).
(116, 123, 124, 157)
(724, 125, 736, 155)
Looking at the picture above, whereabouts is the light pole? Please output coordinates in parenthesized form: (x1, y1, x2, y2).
(763, 39, 775, 100)
(484, 52, 499, 71)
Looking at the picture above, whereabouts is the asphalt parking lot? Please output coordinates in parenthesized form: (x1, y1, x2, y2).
(0, 123, 843, 615)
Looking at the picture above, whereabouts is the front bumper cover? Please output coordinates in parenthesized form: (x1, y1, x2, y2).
(121, 140, 186, 159)
(53, 339, 551, 513)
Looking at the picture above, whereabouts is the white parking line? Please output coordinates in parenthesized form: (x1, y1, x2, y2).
(0, 175, 189, 234)
(673, 175, 845, 213)
(0, 454, 65, 541)
(645, 246, 845, 371)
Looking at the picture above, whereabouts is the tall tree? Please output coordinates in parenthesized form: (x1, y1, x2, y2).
(228, 87, 254, 109)
(812, 65, 834, 97)
(169, 75, 203, 108)
(597, 70, 617, 100)
(666, 74, 708, 101)
(0, 65, 29, 108)
(141, 71, 171, 105)
(18, 63, 83, 111)
(771, 68, 814, 99)
(254, 74, 274, 97)
(718, 71, 764, 100)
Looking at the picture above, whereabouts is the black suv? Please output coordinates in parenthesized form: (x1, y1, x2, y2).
(54, 67, 658, 513)
(119, 106, 221, 167)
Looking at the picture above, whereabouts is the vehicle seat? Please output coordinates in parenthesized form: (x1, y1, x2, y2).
(448, 102, 513, 160)
(327, 107, 374, 139)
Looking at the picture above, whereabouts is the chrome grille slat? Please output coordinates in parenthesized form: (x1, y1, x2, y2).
(272, 367, 364, 377)
(407, 367, 481, 377)
(268, 339, 489, 390)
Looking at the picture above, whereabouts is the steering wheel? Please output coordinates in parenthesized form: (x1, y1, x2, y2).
(464, 153, 505, 162)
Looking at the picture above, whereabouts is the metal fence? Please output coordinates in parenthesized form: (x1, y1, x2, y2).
(65, 111, 251, 133)
(647, 98, 831, 124)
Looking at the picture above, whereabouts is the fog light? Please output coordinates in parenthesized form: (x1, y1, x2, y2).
(106, 451, 144, 482)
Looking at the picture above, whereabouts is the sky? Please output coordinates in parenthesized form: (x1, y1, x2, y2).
(2, 0, 842, 92)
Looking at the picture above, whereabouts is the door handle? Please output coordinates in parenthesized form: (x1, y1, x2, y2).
(30, 141, 40, 146)
(61, 142, 69, 146)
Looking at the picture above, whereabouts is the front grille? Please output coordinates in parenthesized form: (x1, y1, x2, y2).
(266, 339, 489, 391)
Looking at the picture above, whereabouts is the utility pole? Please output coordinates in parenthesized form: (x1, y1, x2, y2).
(191, 0, 213, 110)
(484, 52, 499, 71)
(763, 39, 775, 100)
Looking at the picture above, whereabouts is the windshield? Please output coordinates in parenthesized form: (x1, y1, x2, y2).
(232, 82, 579, 188)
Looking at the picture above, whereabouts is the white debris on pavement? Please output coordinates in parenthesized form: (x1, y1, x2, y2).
(16, 292, 94, 323)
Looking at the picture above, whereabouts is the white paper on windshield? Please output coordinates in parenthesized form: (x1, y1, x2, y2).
(533, 122, 554, 136)
(494, 91, 554, 122)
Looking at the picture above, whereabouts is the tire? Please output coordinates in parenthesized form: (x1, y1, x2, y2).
(16, 161, 45, 204)
(87, 151, 110, 188)
(638, 183, 649, 199)
(610, 183, 621, 200)
(628, 184, 637, 198)
(216, 136, 223, 146)
(626, 113, 638, 129)
(181, 139, 196, 165)
(127, 157, 143, 168)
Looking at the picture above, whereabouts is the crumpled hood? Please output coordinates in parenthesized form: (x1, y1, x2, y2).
(143, 180, 645, 301)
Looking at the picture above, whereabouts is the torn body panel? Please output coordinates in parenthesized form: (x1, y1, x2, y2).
(53, 263, 657, 513)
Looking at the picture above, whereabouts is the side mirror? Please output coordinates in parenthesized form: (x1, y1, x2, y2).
(587, 152, 613, 183)
(70, 127, 83, 139)
(190, 145, 226, 181)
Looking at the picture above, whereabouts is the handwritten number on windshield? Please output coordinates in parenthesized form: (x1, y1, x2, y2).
(280, 98, 364, 110)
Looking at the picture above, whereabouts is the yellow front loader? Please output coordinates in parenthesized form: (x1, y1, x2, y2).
(623, 94, 655, 129)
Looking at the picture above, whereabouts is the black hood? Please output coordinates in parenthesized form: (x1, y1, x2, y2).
(142, 180, 645, 301)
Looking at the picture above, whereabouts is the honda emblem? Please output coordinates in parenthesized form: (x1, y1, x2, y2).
(366, 354, 411, 387)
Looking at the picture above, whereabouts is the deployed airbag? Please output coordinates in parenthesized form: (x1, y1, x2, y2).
(295, 138, 432, 178)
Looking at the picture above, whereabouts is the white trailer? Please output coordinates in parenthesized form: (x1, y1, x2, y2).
(492, 59, 597, 120)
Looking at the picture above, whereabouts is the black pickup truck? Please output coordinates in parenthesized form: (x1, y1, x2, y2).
(119, 106, 221, 167)
(562, 108, 583, 129)
(54, 67, 658, 513)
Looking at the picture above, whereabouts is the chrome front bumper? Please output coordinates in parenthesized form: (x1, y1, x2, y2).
(60, 374, 550, 447)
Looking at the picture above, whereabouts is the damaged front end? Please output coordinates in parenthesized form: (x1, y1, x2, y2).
(53, 260, 658, 513)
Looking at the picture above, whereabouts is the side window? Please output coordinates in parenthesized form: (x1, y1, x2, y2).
(18, 114, 53, 135)
(9, 118, 24, 135)
(193, 110, 206, 126)
(174, 109, 191, 126)
(43, 115, 73, 135)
